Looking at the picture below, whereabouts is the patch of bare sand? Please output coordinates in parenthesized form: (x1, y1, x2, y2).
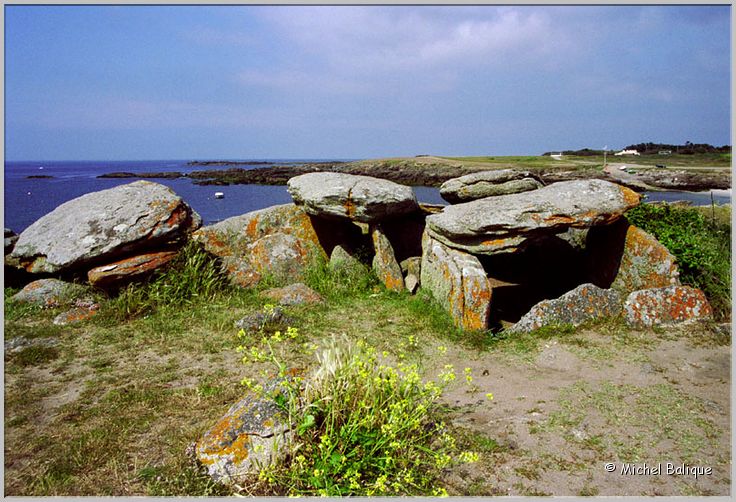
(434, 325, 730, 496)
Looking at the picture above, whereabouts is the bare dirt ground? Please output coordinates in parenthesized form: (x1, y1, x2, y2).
(435, 322, 731, 496)
(4, 296, 731, 496)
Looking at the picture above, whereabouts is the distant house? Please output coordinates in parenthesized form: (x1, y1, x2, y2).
(658, 150, 672, 155)
(614, 149, 640, 156)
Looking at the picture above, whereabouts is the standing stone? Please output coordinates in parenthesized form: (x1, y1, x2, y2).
(287, 172, 419, 223)
(440, 170, 543, 203)
(584, 219, 680, 295)
(328, 245, 364, 272)
(371, 225, 404, 292)
(426, 180, 640, 255)
(11, 181, 201, 274)
(509, 283, 623, 333)
(420, 231, 491, 330)
(623, 286, 713, 328)
(193, 204, 331, 288)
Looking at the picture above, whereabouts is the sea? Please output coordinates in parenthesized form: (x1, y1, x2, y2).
(4, 160, 446, 233)
(4, 159, 731, 234)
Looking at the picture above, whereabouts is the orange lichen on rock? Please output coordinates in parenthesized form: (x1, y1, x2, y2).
(611, 225, 679, 295)
(623, 285, 712, 328)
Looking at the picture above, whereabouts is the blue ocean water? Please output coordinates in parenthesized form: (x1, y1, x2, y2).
(4, 160, 729, 234)
(3, 160, 448, 233)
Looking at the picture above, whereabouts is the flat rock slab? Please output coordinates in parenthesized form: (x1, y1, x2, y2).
(196, 379, 292, 485)
(87, 250, 179, 290)
(420, 231, 491, 330)
(53, 305, 100, 325)
(440, 170, 543, 203)
(287, 172, 419, 223)
(426, 180, 640, 255)
(193, 204, 327, 288)
(10, 278, 91, 307)
(262, 283, 324, 306)
(11, 181, 201, 274)
(510, 283, 623, 333)
(624, 286, 713, 328)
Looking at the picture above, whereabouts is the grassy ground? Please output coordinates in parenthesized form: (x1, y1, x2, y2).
(438, 153, 731, 169)
(4, 254, 731, 495)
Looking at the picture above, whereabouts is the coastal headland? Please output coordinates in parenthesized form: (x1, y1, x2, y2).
(98, 153, 732, 192)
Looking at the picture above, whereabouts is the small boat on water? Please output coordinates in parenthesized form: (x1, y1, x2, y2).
(214, 192, 224, 199)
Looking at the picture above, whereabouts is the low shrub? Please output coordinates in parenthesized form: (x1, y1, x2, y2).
(625, 203, 731, 320)
(236, 308, 485, 496)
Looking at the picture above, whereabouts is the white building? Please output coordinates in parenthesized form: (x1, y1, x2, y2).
(614, 149, 640, 156)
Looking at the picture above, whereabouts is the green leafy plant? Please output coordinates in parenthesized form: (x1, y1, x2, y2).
(235, 306, 481, 496)
(625, 203, 731, 319)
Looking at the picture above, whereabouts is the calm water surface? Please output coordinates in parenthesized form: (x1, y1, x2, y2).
(4, 160, 729, 233)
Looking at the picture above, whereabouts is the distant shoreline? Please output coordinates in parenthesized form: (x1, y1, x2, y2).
(94, 155, 731, 192)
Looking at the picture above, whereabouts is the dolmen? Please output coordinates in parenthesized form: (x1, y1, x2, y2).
(6, 172, 713, 332)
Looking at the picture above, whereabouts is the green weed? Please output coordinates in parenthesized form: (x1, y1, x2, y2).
(235, 313, 482, 496)
(626, 203, 731, 320)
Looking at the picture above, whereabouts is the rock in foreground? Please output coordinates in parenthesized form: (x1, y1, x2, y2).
(10, 278, 91, 307)
(262, 283, 324, 306)
(510, 283, 623, 333)
(439, 169, 543, 203)
(624, 286, 713, 328)
(11, 181, 201, 274)
(196, 379, 292, 486)
(426, 180, 640, 255)
(287, 172, 419, 223)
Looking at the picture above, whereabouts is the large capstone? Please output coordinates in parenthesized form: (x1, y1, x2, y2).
(426, 179, 640, 255)
(10, 181, 201, 274)
(439, 169, 543, 203)
(420, 230, 491, 331)
(287, 172, 419, 223)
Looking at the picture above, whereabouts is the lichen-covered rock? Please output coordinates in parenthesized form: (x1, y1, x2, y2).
(584, 219, 680, 295)
(426, 180, 640, 255)
(87, 250, 178, 290)
(11, 181, 201, 274)
(440, 170, 543, 203)
(193, 204, 328, 288)
(400, 256, 422, 278)
(404, 273, 419, 294)
(328, 244, 364, 272)
(420, 231, 491, 330)
(509, 283, 623, 333)
(196, 378, 292, 485)
(287, 172, 419, 223)
(10, 278, 91, 307)
(53, 303, 100, 325)
(235, 307, 292, 333)
(611, 225, 680, 294)
(624, 286, 713, 328)
(263, 283, 324, 306)
(371, 225, 404, 291)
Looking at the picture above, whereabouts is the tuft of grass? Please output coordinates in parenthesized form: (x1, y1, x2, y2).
(10, 345, 60, 366)
(625, 203, 731, 320)
(94, 241, 232, 323)
(302, 253, 378, 302)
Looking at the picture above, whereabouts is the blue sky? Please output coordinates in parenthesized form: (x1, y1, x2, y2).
(4, 5, 731, 160)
